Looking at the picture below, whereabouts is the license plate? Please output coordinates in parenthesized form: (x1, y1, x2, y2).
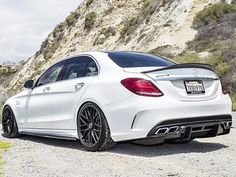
(184, 80, 205, 94)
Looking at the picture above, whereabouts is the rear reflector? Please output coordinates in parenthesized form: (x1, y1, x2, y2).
(121, 78, 163, 97)
(221, 80, 228, 95)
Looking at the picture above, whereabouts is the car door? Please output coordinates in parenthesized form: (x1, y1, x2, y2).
(49, 56, 99, 130)
(21, 60, 66, 129)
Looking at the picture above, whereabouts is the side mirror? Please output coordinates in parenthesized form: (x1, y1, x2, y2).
(24, 80, 34, 89)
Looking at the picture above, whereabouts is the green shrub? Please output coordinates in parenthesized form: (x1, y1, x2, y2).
(120, 0, 160, 39)
(193, 3, 236, 28)
(0, 66, 18, 75)
(230, 93, 236, 111)
(0, 141, 11, 176)
(93, 27, 116, 46)
(37, 22, 66, 60)
(84, 12, 97, 30)
(149, 45, 174, 58)
(65, 11, 79, 26)
(173, 53, 230, 76)
(120, 17, 139, 38)
(86, 0, 93, 8)
(0, 141, 11, 149)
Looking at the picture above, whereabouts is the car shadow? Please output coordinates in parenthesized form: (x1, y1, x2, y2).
(17, 135, 228, 157)
(111, 141, 228, 157)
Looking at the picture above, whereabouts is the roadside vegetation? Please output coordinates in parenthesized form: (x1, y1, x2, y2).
(93, 26, 116, 46)
(84, 12, 97, 30)
(173, 54, 230, 76)
(0, 141, 11, 177)
(190, 2, 236, 110)
(231, 93, 236, 111)
(120, 0, 161, 39)
(86, 0, 94, 8)
(36, 10, 80, 61)
(150, 2, 236, 110)
(192, 3, 236, 28)
(0, 66, 18, 75)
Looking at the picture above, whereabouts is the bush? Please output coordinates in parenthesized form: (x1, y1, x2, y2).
(193, 3, 236, 28)
(0, 66, 18, 75)
(0, 141, 11, 149)
(86, 0, 93, 8)
(37, 21, 67, 60)
(65, 11, 79, 26)
(93, 27, 116, 46)
(173, 53, 230, 76)
(231, 93, 236, 111)
(120, 0, 161, 39)
(149, 45, 174, 58)
(120, 17, 139, 38)
(84, 12, 97, 30)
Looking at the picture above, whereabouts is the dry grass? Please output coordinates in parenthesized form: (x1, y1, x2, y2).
(0, 141, 11, 177)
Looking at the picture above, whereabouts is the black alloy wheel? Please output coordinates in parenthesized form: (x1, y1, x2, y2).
(77, 102, 116, 151)
(2, 106, 20, 138)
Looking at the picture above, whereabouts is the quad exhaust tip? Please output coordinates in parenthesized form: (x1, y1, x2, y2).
(155, 121, 232, 136)
(155, 126, 179, 135)
(223, 121, 232, 128)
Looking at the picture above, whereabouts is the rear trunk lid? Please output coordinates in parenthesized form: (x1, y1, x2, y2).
(124, 64, 220, 101)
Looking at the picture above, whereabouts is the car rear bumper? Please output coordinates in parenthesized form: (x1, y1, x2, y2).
(104, 94, 232, 142)
(145, 114, 232, 143)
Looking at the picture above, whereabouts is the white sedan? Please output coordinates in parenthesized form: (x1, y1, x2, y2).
(2, 51, 232, 151)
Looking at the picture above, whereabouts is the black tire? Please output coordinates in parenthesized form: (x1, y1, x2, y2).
(77, 102, 116, 151)
(2, 106, 20, 138)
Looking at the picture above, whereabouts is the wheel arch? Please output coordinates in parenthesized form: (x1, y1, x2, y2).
(75, 99, 108, 132)
(2, 101, 20, 127)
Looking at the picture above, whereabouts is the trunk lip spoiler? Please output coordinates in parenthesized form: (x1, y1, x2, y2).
(142, 63, 214, 74)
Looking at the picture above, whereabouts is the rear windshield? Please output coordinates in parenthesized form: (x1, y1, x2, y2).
(108, 52, 175, 68)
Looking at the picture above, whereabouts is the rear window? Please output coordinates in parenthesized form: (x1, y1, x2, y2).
(108, 52, 175, 68)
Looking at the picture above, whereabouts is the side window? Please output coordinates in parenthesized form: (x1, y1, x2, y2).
(37, 61, 65, 86)
(85, 58, 98, 76)
(63, 56, 98, 80)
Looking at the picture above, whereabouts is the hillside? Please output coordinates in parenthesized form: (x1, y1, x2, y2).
(3, 0, 209, 90)
(1, 0, 236, 109)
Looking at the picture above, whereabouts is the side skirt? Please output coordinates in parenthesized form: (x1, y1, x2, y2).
(19, 128, 78, 141)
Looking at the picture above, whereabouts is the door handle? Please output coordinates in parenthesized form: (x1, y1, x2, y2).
(43, 87, 50, 92)
(75, 82, 85, 89)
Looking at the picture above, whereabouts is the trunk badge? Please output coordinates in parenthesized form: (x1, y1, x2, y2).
(193, 69, 198, 77)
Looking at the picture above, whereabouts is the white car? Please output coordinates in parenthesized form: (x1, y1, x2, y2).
(2, 51, 232, 151)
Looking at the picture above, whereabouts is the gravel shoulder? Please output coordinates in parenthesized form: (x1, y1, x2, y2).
(0, 115, 236, 177)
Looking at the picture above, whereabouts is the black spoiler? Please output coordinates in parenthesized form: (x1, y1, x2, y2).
(142, 63, 214, 74)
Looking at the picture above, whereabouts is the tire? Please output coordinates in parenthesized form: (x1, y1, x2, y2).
(77, 102, 116, 151)
(2, 106, 20, 138)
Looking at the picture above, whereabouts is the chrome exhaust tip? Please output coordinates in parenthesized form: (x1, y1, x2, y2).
(168, 126, 179, 133)
(155, 126, 179, 135)
(156, 127, 169, 134)
(223, 121, 232, 128)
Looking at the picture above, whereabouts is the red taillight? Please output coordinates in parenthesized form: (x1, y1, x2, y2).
(221, 80, 228, 95)
(121, 78, 163, 97)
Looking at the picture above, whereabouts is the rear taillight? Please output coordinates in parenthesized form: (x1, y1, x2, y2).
(221, 80, 228, 95)
(121, 78, 163, 97)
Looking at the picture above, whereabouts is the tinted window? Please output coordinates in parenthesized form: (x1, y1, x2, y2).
(63, 56, 98, 80)
(37, 61, 65, 86)
(108, 52, 175, 68)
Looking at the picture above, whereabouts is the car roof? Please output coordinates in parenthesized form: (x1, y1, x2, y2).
(55, 50, 172, 66)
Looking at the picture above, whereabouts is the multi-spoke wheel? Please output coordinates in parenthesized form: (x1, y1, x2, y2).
(77, 102, 116, 151)
(2, 106, 20, 138)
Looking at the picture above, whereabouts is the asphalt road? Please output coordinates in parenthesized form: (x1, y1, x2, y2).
(1, 113, 236, 177)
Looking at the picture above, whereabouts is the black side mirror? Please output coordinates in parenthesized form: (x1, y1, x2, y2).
(24, 80, 34, 89)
